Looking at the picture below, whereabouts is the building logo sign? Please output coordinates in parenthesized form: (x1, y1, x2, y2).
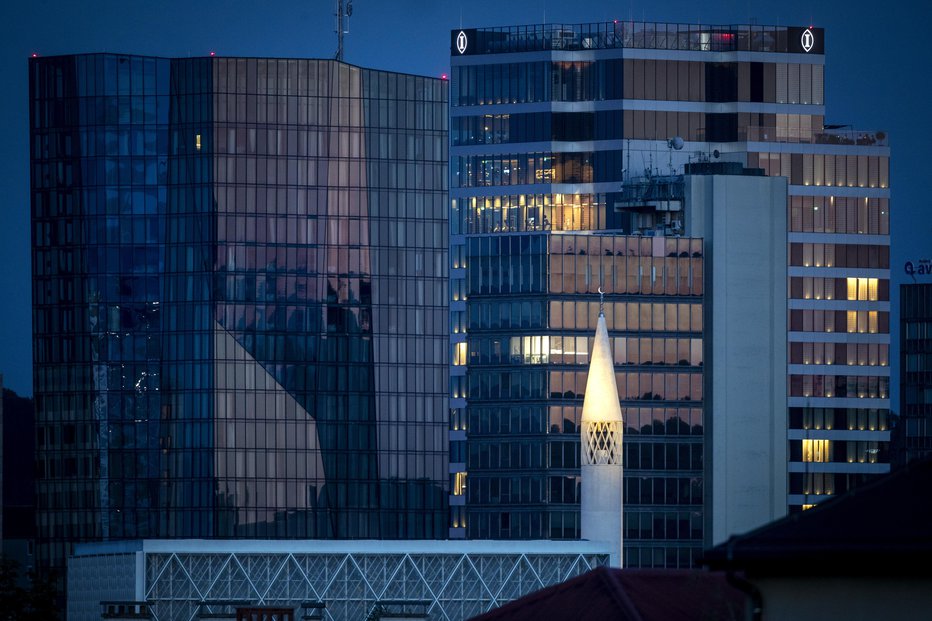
(801, 28, 815, 53)
(906, 259, 932, 277)
(451, 29, 477, 55)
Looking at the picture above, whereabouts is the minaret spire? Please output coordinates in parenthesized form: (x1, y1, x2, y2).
(580, 300, 624, 567)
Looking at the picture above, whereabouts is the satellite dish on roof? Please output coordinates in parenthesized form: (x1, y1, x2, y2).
(667, 136, 684, 150)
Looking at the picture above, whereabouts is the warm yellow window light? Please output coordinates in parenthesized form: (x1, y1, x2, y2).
(453, 472, 467, 496)
(802, 439, 831, 463)
(453, 342, 467, 366)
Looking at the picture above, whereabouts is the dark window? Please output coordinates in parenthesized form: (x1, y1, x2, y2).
(704, 63, 737, 102)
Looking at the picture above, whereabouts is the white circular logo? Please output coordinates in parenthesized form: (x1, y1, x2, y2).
(801, 28, 814, 53)
(456, 30, 468, 54)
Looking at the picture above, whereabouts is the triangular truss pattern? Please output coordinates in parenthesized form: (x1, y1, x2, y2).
(472, 555, 521, 602)
(241, 554, 288, 602)
(263, 554, 320, 605)
(379, 555, 434, 602)
(351, 554, 399, 600)
(139, 549, 609, 620)
(527, 554, 577, 588)
(493, 555, 543, 607)
(320, 553, 379, 620)
(203, 554, 261, 602)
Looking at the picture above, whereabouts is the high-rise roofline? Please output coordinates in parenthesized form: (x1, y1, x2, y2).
(452, 21, 823, 56)
(28, 52, 444, 81)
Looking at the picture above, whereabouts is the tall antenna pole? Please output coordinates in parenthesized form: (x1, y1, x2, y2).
(334, 0, 352, 61)
(335, 0, 344, 61)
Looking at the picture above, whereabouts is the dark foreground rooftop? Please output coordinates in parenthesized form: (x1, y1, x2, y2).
(469, 566, 744, 621)
(704, 456, 932, 576)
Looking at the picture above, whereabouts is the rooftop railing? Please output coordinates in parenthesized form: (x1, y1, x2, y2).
(740, 126, 888, 146)
(466, 22, 817, 55)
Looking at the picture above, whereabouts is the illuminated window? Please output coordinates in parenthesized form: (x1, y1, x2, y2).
(802, 504, 816, 511)
(453, 472, 467, 496)
(802, 439, 831, 463)
(509, 336, 551, 364)
(868, 311, 878, 334)
(195, 133, 202, 151)
(453, 342, 468, 366)
(848, 277, 879, 301)
(846, 310, 857, 333)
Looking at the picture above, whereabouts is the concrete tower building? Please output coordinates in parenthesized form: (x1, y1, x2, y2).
(580, 301, 624, 567)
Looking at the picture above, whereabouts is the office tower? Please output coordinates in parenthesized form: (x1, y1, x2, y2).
(452, 228, 704, 568)
(30, 53, 449, 573)
(449, 21, 889, 563)
(449, 213, 705, 565)
(896, 282, 932, 465)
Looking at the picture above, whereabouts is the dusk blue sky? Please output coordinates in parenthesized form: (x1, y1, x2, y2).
(2, 0, 930, 398)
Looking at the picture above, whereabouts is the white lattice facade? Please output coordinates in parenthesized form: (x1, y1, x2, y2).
(68, 540, 609, 621)
(582, 421, 623, 466)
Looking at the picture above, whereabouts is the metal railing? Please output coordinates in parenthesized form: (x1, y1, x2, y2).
(741, 126, 888, 146)
(468, 22, 814, 54)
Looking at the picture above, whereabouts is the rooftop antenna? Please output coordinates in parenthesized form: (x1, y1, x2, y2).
(666, 136, 684, 174)
(334, 0, 353, 61)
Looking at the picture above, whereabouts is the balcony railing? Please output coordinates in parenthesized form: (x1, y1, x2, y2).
(741, 126, 888, 146)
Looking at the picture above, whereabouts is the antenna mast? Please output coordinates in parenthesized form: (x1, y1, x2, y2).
(334, 0, 353, 61)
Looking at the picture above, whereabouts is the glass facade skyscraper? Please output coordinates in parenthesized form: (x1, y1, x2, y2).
(31, 54, 449, 571)
(450, 21, 890, 564)
(454, 232, 705, 567)
(895, 283, 932, 465)
(448, 26, 706, 567)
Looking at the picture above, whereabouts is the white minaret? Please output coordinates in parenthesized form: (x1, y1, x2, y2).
(580, 289, 624, 567)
